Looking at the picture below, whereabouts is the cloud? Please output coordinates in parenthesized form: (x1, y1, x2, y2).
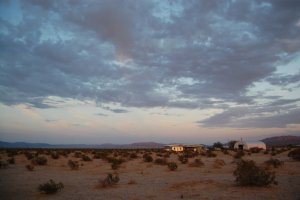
(199, 98, 300, 128)
(0, 0, 299, 120)
(96, 113, 108, 117)
(266, 70, 300, 86)
(101, 106, 129, 114)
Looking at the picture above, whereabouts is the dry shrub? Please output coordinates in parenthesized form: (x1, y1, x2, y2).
(7, 157, 15, 164)
(168, 162, 178, 171)
(38, 179, 64, 194)
(0, 160, 8, 169)
(178, 155, 188, 164)
(99, 174, 119, 188)
(26, 164, 34, 171)
(206, 150, 217, 157)
(213, 159, 225, 168)
(288, 148, 300, 161)
(154, 158, 168, 165)
(189, 159, 204, 167)
(108, 158, 125, 170)
(68, 160, 79, 170)
(128, 180, 137, 185)
(51, 151, 59, 159)
(32, 156, 47, 165)
(81, 155, 92, 161)
(129, 153, 138, 159)
(25, 152, 34, 160)
(74, 151, 82, 158)
(233, 160, 277, 186)
(143, 154, 153, 162)
(222, 149, 229, 155)
(234, 151, 245, 159)
(264, 150, 269, 154)
(265, 158, 284, 168)
(250, 147, 262, 153)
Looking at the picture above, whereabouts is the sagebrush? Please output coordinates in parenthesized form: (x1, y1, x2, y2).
(38, 179, 64, 194)
(233, 159, 276, 186)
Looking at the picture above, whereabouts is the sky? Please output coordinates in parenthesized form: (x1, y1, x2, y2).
(0, 0, 300, 145)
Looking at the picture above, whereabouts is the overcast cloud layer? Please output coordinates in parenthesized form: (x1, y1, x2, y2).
(1, 0, 300, 131)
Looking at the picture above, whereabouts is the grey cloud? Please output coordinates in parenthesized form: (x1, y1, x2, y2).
(45, 119, 58, 123)
(0, 0, 300, 119)
(101, 106, 129, 114)
(199, 99, 300, 128)
(96, 113, 108, 117)
(241, 108, 300, 128)
(266, 71, 300, 86)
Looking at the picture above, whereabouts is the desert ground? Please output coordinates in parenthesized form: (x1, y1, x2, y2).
(0, 148, 299, 200)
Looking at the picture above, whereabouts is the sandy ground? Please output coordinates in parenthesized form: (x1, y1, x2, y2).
(0, 149, 299, 200)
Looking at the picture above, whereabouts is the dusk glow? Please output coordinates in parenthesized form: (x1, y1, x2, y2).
(0, 0, 300, 144)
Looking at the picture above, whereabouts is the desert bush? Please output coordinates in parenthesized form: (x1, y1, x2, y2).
(212, 142, 224, 149)
(222, 149, 229, 155)
(206, 150, 217, 157)
(288, 148, 300, 161)
(156, 153, 163, 157)
(213, 159, 226, 168)
(111, 162, 120, 170)
(38, 179, 64, 194)
(60, 150, 69, 157)
(234, 151, 245, 159)
(32, 156, 47, 165)
(250, 147, 262, 153)
(81, 155, 92, 161)
(265, 158, 284, 168)
(93, 153, 102, 159)
(233, 160, 276, 186)
(143, 154, 153, 162)
(25, 152, 34, 160)
(26, 164, 34, 171)
(154, 158, 168, 165)
(127, 180, 137, 185)
(129, 153, 138, 159)
(74, 151, 82, 158)
(68, 160, 79, 170)
(178, 155, 188, 164)
(163, 153, 170, 158)
(7, 150, 18, 157)
(183, 151, 198, 158)
(0, 160, 8, 169)
(7, 157, 15, 164)
(168, 162, 178, 171)
(264, 150, 269, 155)
(189, 159, 204, 167)
(109, 158, 124, 170)
(51, 151, 60, 159)
(99, 174, 120, 188)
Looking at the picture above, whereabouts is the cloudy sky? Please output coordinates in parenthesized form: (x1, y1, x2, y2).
(0, 0, 300, 144)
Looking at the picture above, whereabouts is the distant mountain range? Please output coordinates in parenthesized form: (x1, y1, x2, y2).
(0, 141, 165, 149)
(261, 135, 300, 146)
(1, 135, 299, 148)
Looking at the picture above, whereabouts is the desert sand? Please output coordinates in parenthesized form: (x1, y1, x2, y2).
(0, 148, 299, 200)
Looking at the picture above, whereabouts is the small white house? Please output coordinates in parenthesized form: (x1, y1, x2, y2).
(234, 141, 266, 150)
(164, 144, 205, 152)
(165, 145, 184, 152)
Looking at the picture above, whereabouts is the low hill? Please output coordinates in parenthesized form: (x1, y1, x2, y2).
(0, 141, 165, 149)
(261, 135, 300, 146)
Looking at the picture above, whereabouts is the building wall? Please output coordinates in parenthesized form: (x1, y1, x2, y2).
(234, 141, 266, 150)
(172, 146, 184, 152)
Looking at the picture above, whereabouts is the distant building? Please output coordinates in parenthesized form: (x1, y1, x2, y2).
(234, 141, 266, 150)
(164, 144, 205, 152)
